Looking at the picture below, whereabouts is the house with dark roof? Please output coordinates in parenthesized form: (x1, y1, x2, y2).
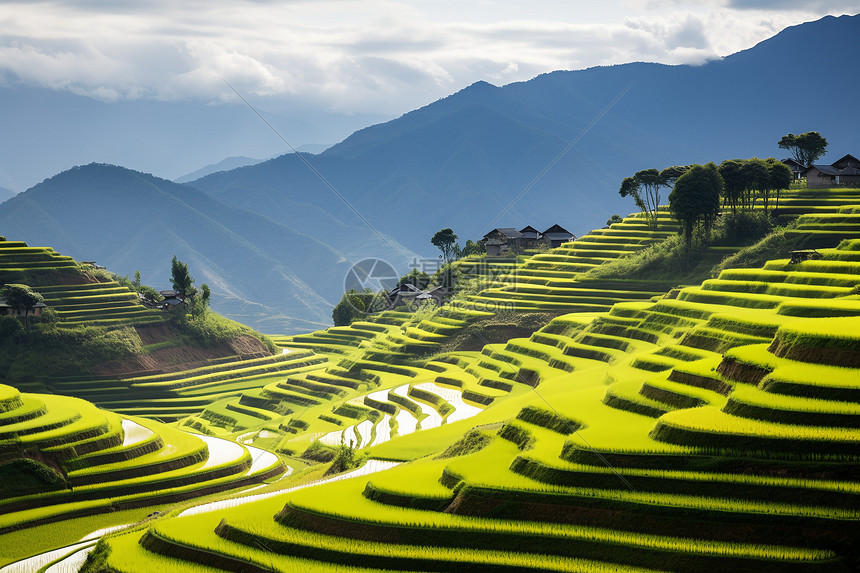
(0, 298, 47, 318)
(483, 224, 576, 255)
(780, 158, 805, 181)
(158, 289, 184, 309)
(803, 154, 860, 188)
(518, 226, 544, 250)
(386, 283, 447, 309)
(483, 228, 524, 256)
(542, 224, 575, 248)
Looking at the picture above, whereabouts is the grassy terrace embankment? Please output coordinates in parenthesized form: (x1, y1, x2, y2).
(0, 239, 289, 421)
(0, 241, 166, 326)
(0, 384, 284, 540)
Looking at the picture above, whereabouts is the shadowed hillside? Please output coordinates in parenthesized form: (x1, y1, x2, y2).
(0, 164, 415, 333)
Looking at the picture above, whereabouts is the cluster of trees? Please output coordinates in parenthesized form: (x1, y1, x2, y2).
(717, 157, 793, 213)
(620, 132, 826, 236)
(431, 228, 486, 263)
(663, 158, 793, 248)
(620, 159, 794, 247)
(170, 255, 210, 319)
(619, 166, 690, 229)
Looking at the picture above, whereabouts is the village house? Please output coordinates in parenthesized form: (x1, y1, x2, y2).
(0, 298, 46, 318)
(483, 224, 576, 256)
(802, 154, 860, 188)
(780, 158, 805, 181)
(483, 228, 524, 257)
(386, 283, 447, 309)
(158, 290, 184, 310)
(542, 224, 576, 248)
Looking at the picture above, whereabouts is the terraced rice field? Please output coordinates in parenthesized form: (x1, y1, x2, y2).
(69, 194, 860, 572)
(0, 241, 167, 327)
(4, 190, 860, 571)
(37, 282, 165, 326)
(0, 384, 285, 540)
(23, 348, 331, 423)
(464, 211, 681, 313)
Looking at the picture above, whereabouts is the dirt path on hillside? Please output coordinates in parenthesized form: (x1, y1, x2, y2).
(91, 326, 270, 378)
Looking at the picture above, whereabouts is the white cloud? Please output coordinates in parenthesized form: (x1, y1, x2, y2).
(0, 0, 852, 114)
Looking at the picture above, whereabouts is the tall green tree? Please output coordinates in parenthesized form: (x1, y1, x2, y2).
(740, 158, 769, 210)
(718, 159, 746, 213)
(619, 168, 666, 228)
(766, 157, 794, 211)
(461, 239, 486, 257)
(0, 284, 43, 324)
(778, 132, 827, 167)
(431, 228, 459, 265)
(659, 165, 691, 187)
(668, 163, 723, 248)
(170, 255, 196, 300)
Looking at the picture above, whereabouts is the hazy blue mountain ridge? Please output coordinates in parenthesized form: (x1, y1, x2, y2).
(191, 15, 859, 253)
(0, 164, 415, 333)
(0, 14, 857, 333)
(174, 156, 264, 184)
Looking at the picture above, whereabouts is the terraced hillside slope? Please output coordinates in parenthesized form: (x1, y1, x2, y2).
(181, 190, 860, 457)
(463, 210, 683, 313)
(0, 384, 283, 537)
(0, 238, 279, 412)
(70, 207, 860, 571)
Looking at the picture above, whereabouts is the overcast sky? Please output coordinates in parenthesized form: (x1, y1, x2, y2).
(1, 0, 856, 119)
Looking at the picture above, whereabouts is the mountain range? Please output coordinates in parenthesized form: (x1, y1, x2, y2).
(188, 14, 860, 254)
(0, 14, 858, 333)
(0, 164, 414, 333)
(173, 156, 265, 184)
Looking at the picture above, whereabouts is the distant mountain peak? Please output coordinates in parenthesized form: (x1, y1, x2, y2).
(468, 80, 499, 89)
(174, 156, 264, 184)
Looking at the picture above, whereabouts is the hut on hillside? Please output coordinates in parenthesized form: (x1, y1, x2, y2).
(0, 299, 46, 318)
(483, 228, 524, 256)
(542, 224, 575, 248)
(803, 154, 860, 188)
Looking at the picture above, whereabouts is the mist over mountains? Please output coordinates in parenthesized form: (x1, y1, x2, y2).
(174, 156, 265, 184)
(0, 14, 858, 333)
(190, 14, 860, 254)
